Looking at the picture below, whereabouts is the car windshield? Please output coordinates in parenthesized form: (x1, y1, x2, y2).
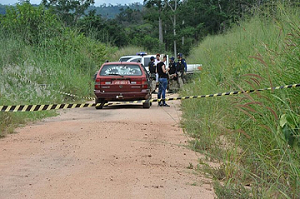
(129, 58, 142, 63)
(100, 64, 142, 76)
(119, 57, 133, 62)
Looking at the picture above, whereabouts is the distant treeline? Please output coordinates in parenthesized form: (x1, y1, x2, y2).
(88, 3, 143, 19)
(0, 4, 7, 15)
(1, 1, 299, 56)
(0, 3, 143, 19)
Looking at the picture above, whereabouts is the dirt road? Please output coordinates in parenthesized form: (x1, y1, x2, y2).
(0, 96, 214, 199)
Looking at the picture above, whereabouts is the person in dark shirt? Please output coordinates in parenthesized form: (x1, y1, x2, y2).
(168, 57, 177, 76)
(168, 57, 179, 93)
(148, 56, 156, 74)
(169, 57, 177, 77)
(177, 53, 187, 72)
(148, 56, 156, 93)
(177, 53, 187, 86)
(157, 55, 170, 107)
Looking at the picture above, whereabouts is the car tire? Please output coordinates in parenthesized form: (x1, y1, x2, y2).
(143, 101, 151, 109)
(95, 104, 103, 109)
(143, 96, 151, 109)
(95, 98, 105, 109)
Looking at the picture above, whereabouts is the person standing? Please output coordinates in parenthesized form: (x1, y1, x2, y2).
(177, 53, 187, 85)
(148, 56, 156, 93)
(168, 57, 179, 93)
(154, 53, 161, 86)
(154, 53, 161, 66)
(157, 55, 170, 107)
(168, 56, 177, 76)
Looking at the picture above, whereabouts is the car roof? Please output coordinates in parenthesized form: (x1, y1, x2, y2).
(103, 61, 141, 65)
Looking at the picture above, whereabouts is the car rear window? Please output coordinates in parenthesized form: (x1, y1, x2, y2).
(100, 64, 142, 76)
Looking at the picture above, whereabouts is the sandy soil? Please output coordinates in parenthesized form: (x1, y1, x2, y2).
(0, 94, 214, 199)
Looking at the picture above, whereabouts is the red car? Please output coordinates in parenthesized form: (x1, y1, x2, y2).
(94, 62, 152, 109)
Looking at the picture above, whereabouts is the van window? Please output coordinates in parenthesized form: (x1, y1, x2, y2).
(144, 57, 151, 65)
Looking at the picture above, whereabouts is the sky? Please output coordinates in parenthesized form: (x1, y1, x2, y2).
(0, 0, 144, 6)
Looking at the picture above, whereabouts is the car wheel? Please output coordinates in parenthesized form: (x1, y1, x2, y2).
(95, 104, 104, 109)
(95, 98, 105, 109)
(143, 101, 151, 109)
(143, 97, 151, 109)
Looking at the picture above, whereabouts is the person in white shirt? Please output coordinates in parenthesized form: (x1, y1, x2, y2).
(154, 53, 160, 66)
(153, 53, 161, 88)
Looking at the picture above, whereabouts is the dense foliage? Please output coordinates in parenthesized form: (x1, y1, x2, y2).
(182, 4, 300, 198)
(78, 0, 300, 56)
(0, 2, 113, 136)
(1, 0, 299, 56)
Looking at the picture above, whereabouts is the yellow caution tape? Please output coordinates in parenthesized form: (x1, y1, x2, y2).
(1, 83, 299, 112)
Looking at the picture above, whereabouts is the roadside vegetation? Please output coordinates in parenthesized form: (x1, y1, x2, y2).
(0, 1, 299, 198)
(0, 3, 114, 136)
(0, 2, 153, 136)
(181, 4, 300, 198)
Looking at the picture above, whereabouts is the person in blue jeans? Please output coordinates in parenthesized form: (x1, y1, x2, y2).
(157, 55, 170, 107)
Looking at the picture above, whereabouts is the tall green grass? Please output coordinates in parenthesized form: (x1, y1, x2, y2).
(0, 21, 151, 137)
(183, 5, 300, 198)
(0, 26, 115, 137)
(0, 8, 156, 137)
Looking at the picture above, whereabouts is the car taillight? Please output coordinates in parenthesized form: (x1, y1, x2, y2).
(142, 78, 148, 89)
(95, 78, 100, 90)
(100, 81, 111, 85)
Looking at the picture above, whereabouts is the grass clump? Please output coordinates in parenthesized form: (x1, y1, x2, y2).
(0, 3, 116, 137)
(182, 4, 300, 198)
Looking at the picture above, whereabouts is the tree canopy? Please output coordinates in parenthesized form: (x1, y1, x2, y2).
(1, 0, 299, 55)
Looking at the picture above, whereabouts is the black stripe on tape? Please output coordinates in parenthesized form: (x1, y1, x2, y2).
(19, 105, 25, 111)
(1, 83, 299, 112)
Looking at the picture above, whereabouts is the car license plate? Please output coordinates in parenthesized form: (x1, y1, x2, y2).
(112, 80, 130, 84)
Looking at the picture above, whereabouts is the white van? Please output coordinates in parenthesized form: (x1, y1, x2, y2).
(119, 55, 137, 62)
(119, 53, 169, 72)
(119, 53, 201, 74)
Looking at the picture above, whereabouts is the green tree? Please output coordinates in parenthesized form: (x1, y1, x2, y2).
(144, 0, 166, 48)
(116, 7, 144, 26)
(42, 0, 95, 25)
(78, 10, 128, 47)
(0, 2, 62, 45)
(165, 0, 178, 56)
